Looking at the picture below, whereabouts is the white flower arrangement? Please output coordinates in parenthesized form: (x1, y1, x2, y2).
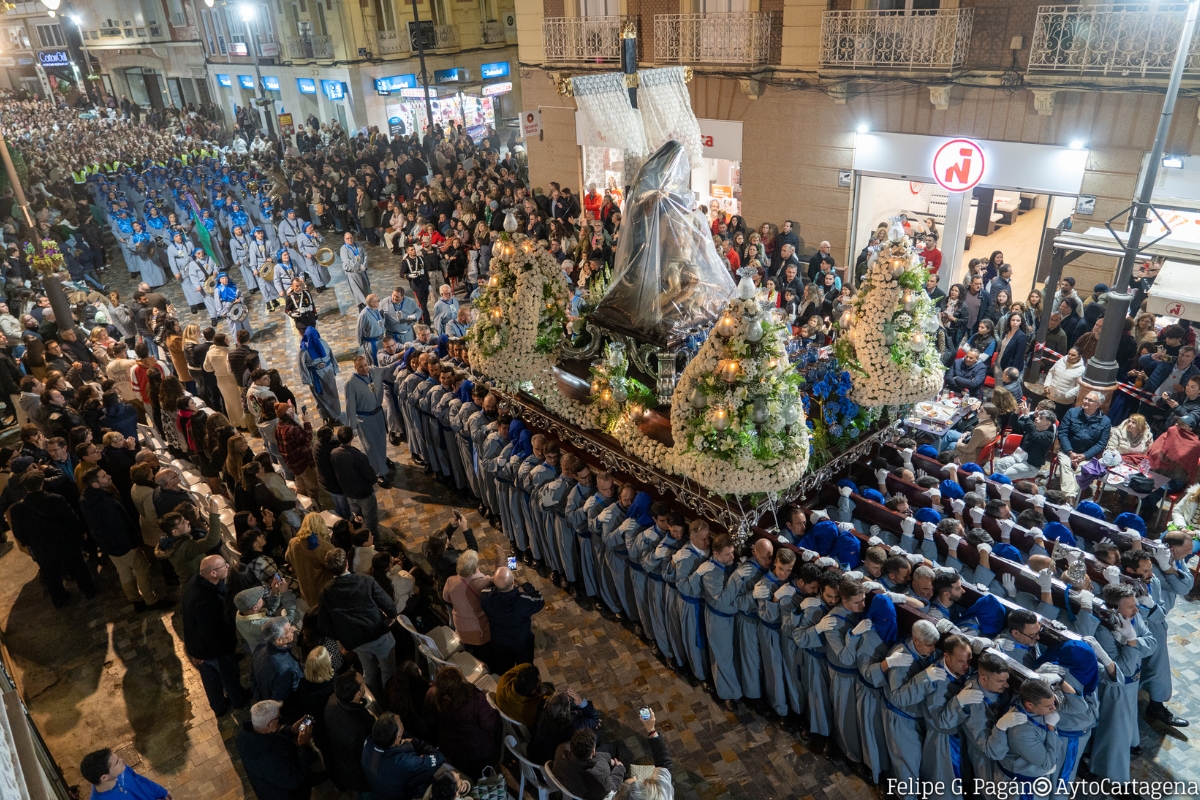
(838, 217, 945, 407)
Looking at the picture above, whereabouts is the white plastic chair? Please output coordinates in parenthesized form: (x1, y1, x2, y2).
(418, 644, 489, 686)
(396, 614, 461, 659)
(487, 690, 531, 742)
(503, 735, 549, 800)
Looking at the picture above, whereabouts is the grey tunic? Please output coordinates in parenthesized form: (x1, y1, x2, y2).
(343, 367, 389, 477)
(297, 339, 343, 424)
(341, 243, 371, 306)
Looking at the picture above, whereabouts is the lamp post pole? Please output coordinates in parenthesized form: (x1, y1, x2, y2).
(1083, 0, 1200, 392)
(241, 8, 277, 142)
(410, 0, 436, 155)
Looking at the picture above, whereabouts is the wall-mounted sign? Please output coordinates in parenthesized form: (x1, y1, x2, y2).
(278, 113, 294, 136)
(482, 81, 511, 97)
(296, 78, 316, 94)
(480, 61, 509, 79)
(216, 74, 233, 88)
(838, 169, 853, 188)
(17, 55, 34, 66)
(260, 41, 280, 58)
(407, 19, 435, 50)
(434, 67, 467, 83)
(400, 87, 435, 98)
(932, 137, 986, 193)
(229, 43, 248, 56)
(38, 50, 70, 67)
(521, 110, 541, 138)
(237, 75, 255, 89)
(388, 116, 406, 137)
(321, 80, 345, 101)
(375, 74, 416, 95)
(261, 76, 280, 91)
(1076, 194, 1097, 215)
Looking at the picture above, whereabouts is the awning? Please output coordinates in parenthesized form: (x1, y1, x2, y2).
(1147, 260, 1200, 320)
(1052, 226, 1200, 265)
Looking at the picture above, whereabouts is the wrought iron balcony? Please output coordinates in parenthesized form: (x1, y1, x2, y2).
(542, 16, 630, 63)
(287, 34, 333, 60)
(376, 29, 411, 56)
(481, 20, 507, 45)
(654, 12, 774, 66)
(432, 24, 458, 50)
(820, 9, 973, 71)
(1028, 4, 1200, 77)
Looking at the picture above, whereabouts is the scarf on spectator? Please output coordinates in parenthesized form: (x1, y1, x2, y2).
(1148, 423, 1200, 484)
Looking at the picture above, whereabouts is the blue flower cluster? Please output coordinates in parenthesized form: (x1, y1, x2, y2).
(807, 367, 863, 440)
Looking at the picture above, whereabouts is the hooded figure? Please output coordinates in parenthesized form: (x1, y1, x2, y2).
(856, 593, 899, 783)
(215, 273, 251, 337)
(297, 326, 342, 424)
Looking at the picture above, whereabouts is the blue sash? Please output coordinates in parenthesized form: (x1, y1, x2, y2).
(679, 594, 708, 651)
(1056, 728, 1086, 782)
(884, 699, 918, 721)
(947, 732, 963, 781)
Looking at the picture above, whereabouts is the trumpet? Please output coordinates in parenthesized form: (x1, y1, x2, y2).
(203, 274, 217, 295)
(315, 247, 335, 267)
(246, 179, 260, 193)
(257, 260, 276, 283)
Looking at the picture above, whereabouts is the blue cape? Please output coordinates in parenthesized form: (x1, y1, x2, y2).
(990, 473, 1012, 485)
(1043, 521, 1077, 547)
(436, 335, 449, 359)
(626, 492, 653, 527)
(512, 429, 533, 460)
(960, 462, 984, 474)
(916, 445, 939, 459)
(862, 488, 886, 504)
(1036, 639, 1100, 695)
(215, 274, 238, 303)
(456, 379, 473, 403)
(915, 507, 942, 524)
(866, 593, 898, 645)
(837, 479, 858, 494)
(1114, 512, 1146, 536)
(939, 479, 965, 500)
(956, 594, 1007, 637)
(1075, 501, 1106, 521)
(798, 520, 862, 568)
(991, 543, 1024, 564)
(300, 326, 326, 360)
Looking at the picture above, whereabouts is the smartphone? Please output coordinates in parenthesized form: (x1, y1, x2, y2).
(507, 556, 518, 570)
(638, 706, 651, 721)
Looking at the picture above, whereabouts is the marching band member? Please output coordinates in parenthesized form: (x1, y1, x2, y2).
(228, 224, 262, 296)
(184, 246, 220, 325)
(341, 231, 371, 309)
(128, 220, 167, 287)
(297, 222, 330, 290)
(246, 227, 282, 311)
(284, 275, 317, 333)
(167, 231, 203, 314)
(214, 273, 251, 338)
(276, 207, 304, 267)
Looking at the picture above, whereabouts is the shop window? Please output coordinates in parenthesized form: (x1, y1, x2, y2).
(580, 0, 618, 16)
(375, 0, 398, 30)
(431, 0, 451, 25)
(35, 23, 64, 48)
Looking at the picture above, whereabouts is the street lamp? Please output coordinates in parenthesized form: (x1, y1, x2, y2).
(238, 3, 277, 142)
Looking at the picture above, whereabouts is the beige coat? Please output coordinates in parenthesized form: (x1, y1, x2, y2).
(130, 483, 160, 547)
(285, 534, 336, 607)
(442, 571, 492, 645)
(955, 418, 999, 466)
(203, 344, 245, 425)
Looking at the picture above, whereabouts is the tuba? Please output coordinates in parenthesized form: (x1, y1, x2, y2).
(246, 179, 260, 194)
(257, 259, 276, 283)
(315, 247, 335, 267)
(203, 273, 217, 294)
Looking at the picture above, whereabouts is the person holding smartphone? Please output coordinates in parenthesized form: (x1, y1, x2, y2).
(236, 699, 316, 800)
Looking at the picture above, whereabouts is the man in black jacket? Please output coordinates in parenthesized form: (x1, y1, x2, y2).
(182, 554, 251, 715)
(237, 699, 315, 800)
(228, 328, 259, 390)
(0, 331, 22, 426)
(324, 671, 376, 793)
(318, 548, 397, 697)
(312, 425, 347, 519)
(79, 467, 159, 610)
(10, 469, 97, 607)
(329, 426, 380, 535)
(361, 713, 444, 800)
(480, 566, 545, 675)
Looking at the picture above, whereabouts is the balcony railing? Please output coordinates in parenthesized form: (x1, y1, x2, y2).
(654, 12, 774, 66)
(1028, 4, 1200, 77)
(542, 16, 630, 63)
(432, 24, 458, 49)
(377, 29, 411, 56)
(286, 34, 333, 60)
(820, 9, 973, 71)
(481, 20, 506, 45)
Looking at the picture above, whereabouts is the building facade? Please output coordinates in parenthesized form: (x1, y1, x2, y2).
(514, 0, 1200, 292)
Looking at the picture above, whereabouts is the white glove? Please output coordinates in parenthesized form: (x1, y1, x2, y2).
(946, 533, 962, 554)
(875, 467, 889, 485)
(998, 483, 1014, 501)
(1037, 663, 1065, 677)
(975, 582, 990, 594)
(901, 447, 914, 466)
(1029, 494, 1046, 508)
(906, 553, 926, 566)
(885, 650, 913, 670)
(925, 664, 948, 683)
(970, 637, 994, 654)
(695, 562, 717, 577)
(1103, 565, 1121, 586)
(995, 708, 1027, 731)
(952, 499, 966, 515)
(957, 688, 985, 706)
(1036, 569, 1054, 593)
(927, 488, 942, 502)
(889, 545, 906, 557)
(998, 519, 1015, 541)
(1153, 547, 1171, 571)
(844, 570, 864, 581)
(1100, 536, 1116, 547)
(969, 507, 984, 524)
(976, 542, 991, 555)
(839, 485, 852, 498)
(870, 524, 882, 538)
(801, 597, 823, 611)
(868, 536, 884, 548)
(777, 535, 790, 545)
(774, 584, 797, 601)
(753, 582, 771, 600)
(1118, 616, 1136, 644)
(1039, 671, 1063, 687)
(946, 463, 958, 475)
(1137, 592, 1156, 609)
(837, 521, 856, 532)
(1002, 573, 1017, 597)
(1076, 589, 1094, 612)
(935, 618, 956, 634)
(887, 591, 909, 605)
(852, 619, 873, 636)
(1044, 711, 1061, 728)
(1123, 525, 1142, 540)
(801, 550, 817, 563)
(815, 614, 838, 634)
(863, 581, 883, 594)
(810, 509, 830, 524)
(921, 522, 936, 540)
(816, 557, 838, 569)
(901, 517, 915, 537)
(1083, 635, 1113, 667)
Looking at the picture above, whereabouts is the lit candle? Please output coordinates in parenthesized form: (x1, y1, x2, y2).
(591, 380, 602, 394)
(489, 275, 499, 287)
(715, 313, 738, 338)
(628, 403, 643, 418)
(691, 389, 707, 409)
(491, 309, 503, 321)
(718, 360, 741, 383)
(601, 389, 612, 403)
(713, 408, 729, 430)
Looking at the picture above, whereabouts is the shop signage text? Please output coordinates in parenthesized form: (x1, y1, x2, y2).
(216, 74, 233, 88)
(262, 76, 281, 91)
(375, 74, 416, 95)
(522, 110, 541, 138)
(296, 78, 316, 94)
(480, 61, 509, 79)
(38, 50, 70, 67)
(435, 67, 468, 83)
(321, 80, 345, 101)
(278, 113, 294, 136)
(400, 87, 435, 98)
(482, 82, 512, 97)
(238, 75, 255, 90)
(932, 138, 986, 193)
